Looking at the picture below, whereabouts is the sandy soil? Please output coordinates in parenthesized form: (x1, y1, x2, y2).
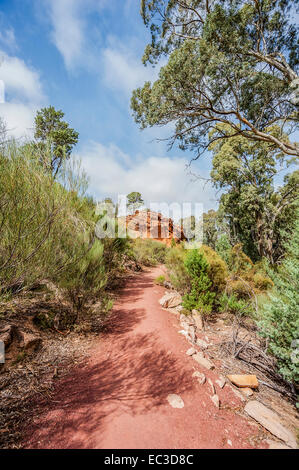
(23, 266, 268, 449)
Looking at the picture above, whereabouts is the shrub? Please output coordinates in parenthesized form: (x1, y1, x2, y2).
(253, 273, 274, 290)
(0, 140, 123, 328)
(130, 238, 167, 266)
(199, 245, 228, 292)
(165, 246, 190, 293)
(218, 293, 254, 316)
(58, 239, 107, 321)
(216, 234, 232, 267)
(0, 141, 87, 293)
(230, 243, 254, 274)
(257, 216, 299, 384)
(154, 275, 166, 286)
(226, 279, 253, 299)
(182, 250, 215, 314)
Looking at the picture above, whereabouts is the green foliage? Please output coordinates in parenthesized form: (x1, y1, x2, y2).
(257, 217, 299, 384)
(154, 275, 166, 286)
(182, 250, 215, 314)
(216, 234, 232, 268)
(126, 191, 144, 214)
(0, 138, 125, 327)
(210, 124, 299, 264)
(34, 106, 79, 176)
(0, 141, 86, 293)
(130, 238, 167, 266)
(218, 293, 254, 317)
(199, 245, 228, 293)
(59, 240, 107, 318)
(165, 246, 190, 293)
(202, 210, 219, 249)
(230, 243, 254, 274)
(135, 1, 298, 158)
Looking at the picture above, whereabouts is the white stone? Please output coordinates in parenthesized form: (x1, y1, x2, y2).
(167, 394, 184, 409)
(215, 376, 226, 389)
(196, 338, 209, 349)
(208, 378, 215, 394)
(186, 347, 197, 356)
(210, 394, 220, 409)
(159, 292, 182, 308)
(192, 353, 214, 370)
(192, 371, 206, 385)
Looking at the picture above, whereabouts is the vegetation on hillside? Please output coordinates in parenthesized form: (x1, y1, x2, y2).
(0, 112, 128, 330)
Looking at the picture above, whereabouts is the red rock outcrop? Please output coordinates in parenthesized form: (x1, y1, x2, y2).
(121, 210, 186, 246)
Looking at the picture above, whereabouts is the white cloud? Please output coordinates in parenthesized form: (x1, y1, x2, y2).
(0, 28, 17, 51)
(44, 0, 107, 71)
(78, 141, 217, 214)
(102, 46, 159, 95)
(0, 51, 46, 139)
(46, 0, 86, 70)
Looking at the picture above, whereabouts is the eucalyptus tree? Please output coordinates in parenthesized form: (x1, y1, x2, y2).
(132, 0, 299, 158)
(210, 124, 299, 263)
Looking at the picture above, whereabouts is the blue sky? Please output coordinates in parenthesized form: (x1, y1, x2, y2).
(0, 0, 217, 214)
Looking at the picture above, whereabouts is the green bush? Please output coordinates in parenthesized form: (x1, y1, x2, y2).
(226, 279, 253, 299)
(216, 234, 232, 267)
(130, 238, 167, 266)
(218, 293, 254, 316)
(253, 273, 274, 290)
(0, 140, 124, 327)
(0, 141, 89, 293)
(182, 249, 215, 314)
(199, 245, 228, 292)
(257, 216, 299, 384)
(154, 275, 166, 286)
(58, 239, 107, 320)
(165, 246, 190, 293)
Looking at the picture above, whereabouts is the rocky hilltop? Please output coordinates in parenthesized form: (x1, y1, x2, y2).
(119, 210, 186, 246)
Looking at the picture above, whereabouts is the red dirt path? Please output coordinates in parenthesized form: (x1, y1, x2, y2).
(23, 266, 264, 449)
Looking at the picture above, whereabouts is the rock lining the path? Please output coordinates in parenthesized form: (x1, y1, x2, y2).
(244, 400, 297, 448)
(167, 394, 185, 409)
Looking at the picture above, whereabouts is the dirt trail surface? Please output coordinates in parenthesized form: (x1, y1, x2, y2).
(23, 267, 266, 449)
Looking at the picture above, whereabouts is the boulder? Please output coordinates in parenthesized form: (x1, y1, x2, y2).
(245, 401, 297, 449)
(192, 352, 214, 370)
(227, 374, 259, 389)
(229, 385, 246, 402)
(180, 320, 190, 331)
(159, 292, 182, 308)
(180, 313, 194, 325)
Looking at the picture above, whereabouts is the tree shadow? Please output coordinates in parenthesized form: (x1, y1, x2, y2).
(26, 331, 193, 448)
